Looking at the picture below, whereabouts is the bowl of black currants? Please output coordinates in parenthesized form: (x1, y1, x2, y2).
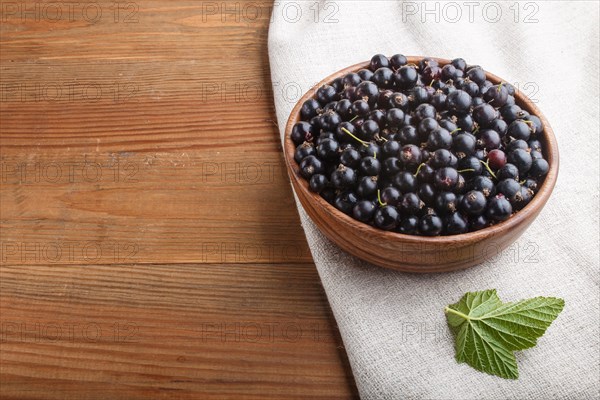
(284, 55, 558, 273)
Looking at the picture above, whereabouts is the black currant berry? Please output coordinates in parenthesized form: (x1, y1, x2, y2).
(486, 195, 513, 221)
(374, 206, 399, 230)
(419, 214, 443, 236)
(309, 174, 329, 193)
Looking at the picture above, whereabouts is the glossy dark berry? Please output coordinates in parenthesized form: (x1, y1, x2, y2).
(496, 178, 521, 200)
(355, 81, 379, 106)
(291, 121, 314, 145)
(416, 163, 435, 183)
(419, 214, 443, 236)
(414, 103, 437, 121)
(334, 190, 358, 215)
(461, 80, 480, 97)
(434, 167, 459, 191)
(357, 68, 373, 81)
(430, 149, 457, 168)
(427, 128, 453, 150)
(319, 111, 342, 131)
(370, 54, 390, 71)
(395, 66, 418, 89)
(400, 144, 422, 166)
(478, 129, 501, 150)
(488, 118, 508, 136)
(453, 133, 477, 156)
(294, 142, 316, 163)
(331, 165, 357, 189)
(418, 117, 439, 138)
(372, 67, 395, 88)
(457, 156, 483, 177)
(309, 174, 328, 193)
(514, 186, 534, 210)
(357, 176, 378, 198)
(486, 195, 513, 221)
(335, 99, 352, 119)
(435, 191, 457, 215)
(400, 192, 423, 214)
(393, 171, 417, 192)
(359, 156, 381, 176)
(353, 200, 377, 222)
(301, 98, 321, 120)
(388, 92, 410, 109)
(483, 83, 508, 107)
(500, 104, 521, 122)
(507, 148, 533, 174)
(446, 90, 472, 114)
(360, 120, 380, 140)
(411, 87, 431, 105)
(340, 147, 361, 168)
(360, 142, 380, 158)
(398, 215, 419, 234)
(472, 104, 497, 127)
(390, 54, 407, 69)
(299, 155, 323, 179)
(379, 140, 399, 158)
(418, 183, 436, 206)
(398, 125, 419, 144)
(445, 212, 468, 234)
(451, 58, 467, 71)
(496, 163, 520, 181)
(381, 187, 402, 206)
(374, 206, 399, 230)
(342, 73, 362, 87)
(386, 108, 405, 127)
(487, 149, 507, 170)
(523, 115, 543, 134)
(317, 138, 339, 160)
(466, 66, 486, 84)
(456, 114, 474, 132)
(470, 176, 496, 197)
(351, 99, 370, 117)
(470, 215, 490, 231)
(382, 157, 402, 176)
(507, 120, 532, 141)
(316, 85, 337, 105)
(460, 190, 487, 216)
(529, 158, 549, 178)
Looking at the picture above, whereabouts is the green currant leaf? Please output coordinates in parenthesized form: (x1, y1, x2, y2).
(445, 290, 565, 380)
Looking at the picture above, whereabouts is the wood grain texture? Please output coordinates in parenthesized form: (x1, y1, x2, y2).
(284, 58, 559, 272)
(0, 1, 359, 398)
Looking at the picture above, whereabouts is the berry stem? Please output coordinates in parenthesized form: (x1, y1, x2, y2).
(450, 128, 462, 135)
(349, 115, 358, 122)
(458, 168, 475, 173)
(341, 127, 369, 147)
(413, 162, 426, 177)
(480, 159, 497, 179)
(377, 189, 387, 207)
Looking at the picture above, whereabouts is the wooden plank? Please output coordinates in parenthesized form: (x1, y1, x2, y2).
(0, 149, 313, 265)
(0, 1, 358, 397)
(0, 263, 357, 399)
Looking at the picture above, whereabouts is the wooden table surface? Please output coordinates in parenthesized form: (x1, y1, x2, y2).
(0, 1, 358, 398)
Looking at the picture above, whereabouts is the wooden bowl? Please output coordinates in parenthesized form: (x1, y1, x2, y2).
(283, 56, 559, 273)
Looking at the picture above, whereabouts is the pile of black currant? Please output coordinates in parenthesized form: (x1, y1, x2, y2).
(291, 54, 550, 236)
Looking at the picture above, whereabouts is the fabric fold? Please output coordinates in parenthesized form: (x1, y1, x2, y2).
(268, 2, 599, 398)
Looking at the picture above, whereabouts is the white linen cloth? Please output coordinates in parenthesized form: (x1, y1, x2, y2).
(268, 1, 599, 398)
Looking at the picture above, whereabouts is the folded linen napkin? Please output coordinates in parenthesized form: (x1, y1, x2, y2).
(268, 1, 599, 398)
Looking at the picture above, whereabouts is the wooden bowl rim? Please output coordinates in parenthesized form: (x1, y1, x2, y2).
(284, 56, 559, 245)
